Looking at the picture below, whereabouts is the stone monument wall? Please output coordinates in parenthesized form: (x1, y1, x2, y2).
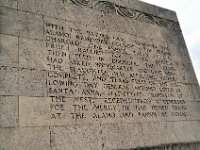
(0, 0, 200, 149)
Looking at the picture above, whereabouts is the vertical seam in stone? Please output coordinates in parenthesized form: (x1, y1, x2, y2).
(42, 15, 48, 97)
(196, 84, 200, 99)
(17, 0, 19, 11)
(99, 123, 104, 150)
(49, 126, 52, 149)
(42, 15, 45, 37)
(16, 0, 20, 127)
(194, 84, 199, 100)
(189, 84, 196, 101)
(46, 70, 48, 97)
(17, 36, 20, 127)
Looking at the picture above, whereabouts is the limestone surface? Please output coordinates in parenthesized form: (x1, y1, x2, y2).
(0, 0, 200, 149)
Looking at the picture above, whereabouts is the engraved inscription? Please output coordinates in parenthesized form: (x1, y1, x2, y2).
(44, 20, 197, 124)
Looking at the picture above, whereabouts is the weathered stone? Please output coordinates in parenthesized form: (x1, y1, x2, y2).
(19, 69, 47, 96)
(1, 0, 200, 149)
(50, 125, 102, 150)
(19, 38, 47, 70)
(0, 128, 18, 150)
(0, 6, 43, 40)
(0, 127, 50, 150)
(19, 96, 50, 127)
(0, 96, 18, 127)
(0, 0, 18, 9)
(18, 0, 101, 26)
(0, 34, 18, 67)
(17, 127, 50, 150)
(101, 121, 200, 149)
(0, 66, 18, 95)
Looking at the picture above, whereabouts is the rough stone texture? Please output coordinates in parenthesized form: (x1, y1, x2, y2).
(0, 96, 18, 127)
(17, 127, 50, 150)
(0, 34, 18, 67)
(19, 38, 47, 70)
(0, 0, 200, 149)
(0, 0, 18, 9)
(0, 127, 50, 150)
(19, 69, 47, 97)
(0, 6, 43, 40)
(101, 121, 200, 149)
(0, 128, 18, 150)
(0, 66, 18, 95)
(50, 125, 102, 150)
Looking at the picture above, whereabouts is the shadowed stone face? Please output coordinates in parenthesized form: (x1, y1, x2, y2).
(0, 0, 200, 150)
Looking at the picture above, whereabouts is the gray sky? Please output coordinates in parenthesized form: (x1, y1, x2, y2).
(141, 0, 200, 84)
